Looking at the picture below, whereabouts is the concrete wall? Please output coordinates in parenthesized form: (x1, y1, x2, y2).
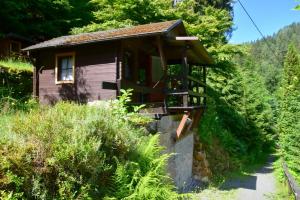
(155, 115, 194, 190)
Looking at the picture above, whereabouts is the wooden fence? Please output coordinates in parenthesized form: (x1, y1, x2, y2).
(283, 162, 300, 200)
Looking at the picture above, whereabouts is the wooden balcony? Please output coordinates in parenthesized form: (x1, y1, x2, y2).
(120, 65, 207, 115)
(165, 67, 207, 112)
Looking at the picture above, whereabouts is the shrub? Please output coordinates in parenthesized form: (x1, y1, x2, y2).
(0, 101, 177, 199)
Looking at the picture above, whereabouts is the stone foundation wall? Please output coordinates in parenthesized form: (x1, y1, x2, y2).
(148, 114, 212, 190)
(193, 135, 212, 183)
(152, 115, 194, 189)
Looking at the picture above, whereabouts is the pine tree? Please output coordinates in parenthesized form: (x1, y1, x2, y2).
(278, 45, 300, 182)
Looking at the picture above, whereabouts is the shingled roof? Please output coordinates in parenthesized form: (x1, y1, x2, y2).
(23, 20, 182, 51)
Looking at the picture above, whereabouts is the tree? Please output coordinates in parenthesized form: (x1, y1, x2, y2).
(295, 0, 300, 10)
(278, 45, 300, 182)
(0, 0, 94, 40)
(71, 0, 233, 53)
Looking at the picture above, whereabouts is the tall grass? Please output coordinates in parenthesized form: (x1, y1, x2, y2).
(0, 101, 178, 199)
(0, 58, 33, 72)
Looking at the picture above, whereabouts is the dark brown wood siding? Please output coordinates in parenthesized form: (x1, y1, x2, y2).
(35, 42, 118, 104)
(0, 39, 11, 57)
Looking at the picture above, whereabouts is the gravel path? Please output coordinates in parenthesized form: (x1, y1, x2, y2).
(221, 156, 277, 200)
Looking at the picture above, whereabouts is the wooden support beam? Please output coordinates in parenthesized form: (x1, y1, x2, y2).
(182, 47, 189, 90)
(191, 109, 204, 129)
(157, 36, 167, 74)
(175, 36, 199, 41)
(33, 66, 37, 98)
(176, 112, 190, 139)
(203, 66, 207, 106)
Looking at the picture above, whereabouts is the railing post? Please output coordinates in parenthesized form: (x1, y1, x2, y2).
(203, 65, 207, 107)
(182, 46, 189, 107)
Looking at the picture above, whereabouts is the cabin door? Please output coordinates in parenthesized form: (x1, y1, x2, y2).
(137, 52, 151, 103)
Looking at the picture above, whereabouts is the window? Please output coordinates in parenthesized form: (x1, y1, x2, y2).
(10, 41, 21, 54)
(55, 52, 75, 84)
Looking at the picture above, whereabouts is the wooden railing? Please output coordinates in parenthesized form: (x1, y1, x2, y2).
(283, 162, 300, 200)
(120, 79, 162, 94)
(119, 65, 207, 112)
(164, 73, 207, 110)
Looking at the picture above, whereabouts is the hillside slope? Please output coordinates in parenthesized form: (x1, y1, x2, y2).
(246, 22, 300, 92)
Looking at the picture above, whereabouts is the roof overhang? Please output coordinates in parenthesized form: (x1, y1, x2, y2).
(164, 37, 214, 65)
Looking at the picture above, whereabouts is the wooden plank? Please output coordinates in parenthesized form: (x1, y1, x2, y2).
(166, 91, 188, 95)
(182, 49, 188, 90)
(203, 66, 207, 106)
(188, 90, 207, 97)
(175, 36, 198, 41)
(165, 90, 206, 97)
(283, 162, 300, 200)
(156, 36, 167, 74)
(121, 79, 162, 94)
(187, 75, 206, 86)
(176, 112, 190, 139)
(168, 106, 205, 110)
(33, 66, 37, 97)
(191, 109, 204, 129)
(183, 94, 188, 107)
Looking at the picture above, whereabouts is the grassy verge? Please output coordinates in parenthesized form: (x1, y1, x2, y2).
(193, 187, 237, 200)
(0, 58, 33, 103)
(271, 153, 295, 200)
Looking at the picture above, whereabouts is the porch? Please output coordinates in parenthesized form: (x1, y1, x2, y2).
(116, 35, 213, 115)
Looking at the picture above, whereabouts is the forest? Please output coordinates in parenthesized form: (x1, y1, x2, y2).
(0, 0, 299, 199)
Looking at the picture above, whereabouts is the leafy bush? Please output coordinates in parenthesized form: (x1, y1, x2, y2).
(0, 58, 33, 105)
(0, 58, 33, 72)
(0, 100, 177, 199)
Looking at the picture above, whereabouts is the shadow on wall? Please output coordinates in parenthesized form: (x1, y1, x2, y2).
(44, 67, 91, 105)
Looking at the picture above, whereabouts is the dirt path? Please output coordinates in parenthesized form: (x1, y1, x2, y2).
(221, 156, 277, 200)
(195, 156, 277, 200)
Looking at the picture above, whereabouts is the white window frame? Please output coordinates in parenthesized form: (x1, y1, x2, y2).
(55, 52, 75, 84)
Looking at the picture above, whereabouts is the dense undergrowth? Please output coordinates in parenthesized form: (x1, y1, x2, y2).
(198, 58, 276, 177)
(0, 58, 33, 72)
(0, 95, 179, 199)
(0, 58, 33, 110)
(277, 45, 300, 184)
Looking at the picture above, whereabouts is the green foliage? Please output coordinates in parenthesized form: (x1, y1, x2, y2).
(0, 0, 94, 39)
(241, 23, 300, 93)
(198, 48, 276, 174)
(0, 0, 234, 42)
(278, 45, 300, 184)
(0, 58, 33, 72)
(0, 59, 33, 111)
(295, 0, 300, 10)
(71, 0, 233, 56)
(0, 97, 177, 199)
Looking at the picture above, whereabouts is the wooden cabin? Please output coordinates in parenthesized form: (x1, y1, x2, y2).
(0, 33, 33, 58)
(24, 20, 213, 115)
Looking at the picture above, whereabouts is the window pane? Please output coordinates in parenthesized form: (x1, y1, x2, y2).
(58, 55, 73, 81)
